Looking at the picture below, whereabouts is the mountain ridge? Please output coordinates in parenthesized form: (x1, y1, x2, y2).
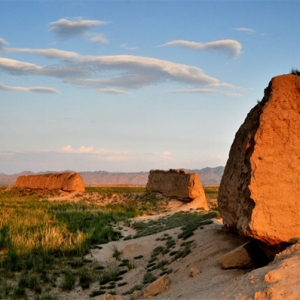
(0, 167, 224, 185)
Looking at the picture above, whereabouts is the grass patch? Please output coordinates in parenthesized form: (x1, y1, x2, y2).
(0, 188, 147, 298)
(85, 186, 146, 194)
(122, 284, 143, 295)
(78, 267, 93, 289)
(203, 185, 219, 200)
(111, 245, 122, 261)
(133, 211, 218, 238)
(61, 269, 76, 291)
(143, 271, 157, 285)
(89, 289, 106, 297)
(99, 262, 119, 285)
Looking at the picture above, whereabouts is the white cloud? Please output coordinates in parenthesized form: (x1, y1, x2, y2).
(165, 88, 241, 97)
(97, 88, 132, 95)
(0, 82, 59, 94)
(0, 38, 9, 49)
(165, 88, 215, 94)
(162, 151, 171, 156)
(224, 92, 242, 97)
(61, 145, 94, 154)
(7, 48, 79, 59)
(90, 34, 109, 44)
(121, 44, 138, 50)
(0, 57, 42, 74)
(159, 39, 242, 57)
(0, 57, 87, 78)
(59, 145, 130, 156)
(48, 18, 109, 39)
(233, 27, 255, 34)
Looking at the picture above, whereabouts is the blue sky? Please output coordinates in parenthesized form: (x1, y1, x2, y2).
(1, 1, 299, 174)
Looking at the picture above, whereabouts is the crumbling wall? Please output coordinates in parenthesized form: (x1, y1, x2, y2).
(16, 172, 85, 193)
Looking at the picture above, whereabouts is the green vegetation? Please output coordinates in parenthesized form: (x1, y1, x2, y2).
(85, 186, 146, 194)
(0, 185, 220, 298)
(290, 68, 300, 75)
(132, 210, 219, 238)
(111, 245, 123, 261)
(142, 271, 157, 285)
(0, 187, 147, 298)
(99, 262, 120, 285)
(61, 269, 76, 291)
(203, 185, 219, 200)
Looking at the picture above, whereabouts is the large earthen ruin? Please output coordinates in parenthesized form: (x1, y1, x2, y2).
(218, 74, 300, 245)
(16, 172, 85, 193)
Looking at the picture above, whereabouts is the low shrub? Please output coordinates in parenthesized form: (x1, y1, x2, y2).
(61, 269, 76, 291)
(143, 271, 157, 285)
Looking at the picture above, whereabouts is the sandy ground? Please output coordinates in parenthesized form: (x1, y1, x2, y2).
(46, 195, 300, 300)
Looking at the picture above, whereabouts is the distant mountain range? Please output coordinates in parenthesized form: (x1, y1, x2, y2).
(0, 166, 224, 186)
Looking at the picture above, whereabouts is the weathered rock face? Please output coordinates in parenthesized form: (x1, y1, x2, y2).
(146, 169, 207, 202)
(218, 74, 300, 245)
(16, 172, 85, 193)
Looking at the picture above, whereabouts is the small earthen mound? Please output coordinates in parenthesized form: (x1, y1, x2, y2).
(218, 74, 300, 245)
(16, 172, 85, 193)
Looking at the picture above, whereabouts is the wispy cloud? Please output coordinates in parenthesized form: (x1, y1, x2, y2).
(0, 82, 59, 94)
(0, 57, 43, 74)
(165, 88, 215, 94)
(159, 39, 242, 57)
(0, 54, 236, 93)
(165, 88, 241, 97)
(90, 34, 109, 44)
(162, 151, 171, 157)
(121, 44, 138, 50)
(59, 145, 131, 161)
(97, 88, 132, 95)
(165, 89, 242, 97)
(70, 55, 227, 88)
(48, 18, 109, 39)
(0, 38, 9, 50)
(233, 27, 255, 34)
(7, 48, 79, 59)
(0, 57, 88, 78)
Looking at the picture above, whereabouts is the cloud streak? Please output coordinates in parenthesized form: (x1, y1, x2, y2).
(233, 27, 255, 34)
(0, 82, 59, 93)
(165, 88, 241, 97)
(0, 38, 9, 49)
(48, 18, 109, 39)
(7, 48, 79, 59)
(97, 88, 132, 95)
(59, 145, 131, 161)
(90, 34, 109, 44)
(159, 39, 242, 57)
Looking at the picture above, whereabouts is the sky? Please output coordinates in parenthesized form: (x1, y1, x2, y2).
(1, 1, 300, 174)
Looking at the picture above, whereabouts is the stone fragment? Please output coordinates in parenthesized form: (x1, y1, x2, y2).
(103, 294, 124, 300)
(132, 290, 143, 299)
(218, 74, 300, 245)
(16, 172, 85, 193)
(142, 274, 171, 297)
(217, 242, 254, 269)
(189, 267, 201, 277)
(146, 169, 207, 204)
